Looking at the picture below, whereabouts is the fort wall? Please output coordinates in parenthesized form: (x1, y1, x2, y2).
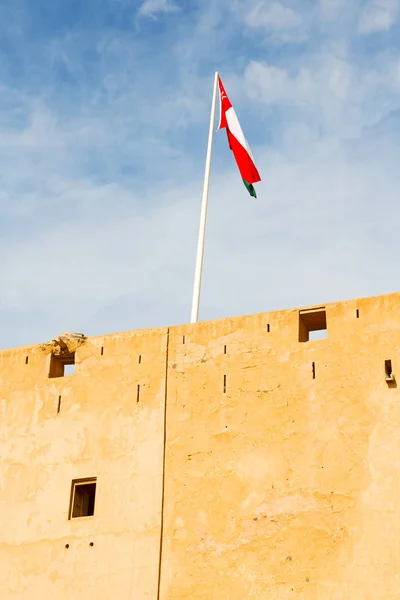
(0, 292, 399, 599)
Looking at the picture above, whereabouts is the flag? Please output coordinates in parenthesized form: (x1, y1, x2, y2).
(217, 76, 261, 198)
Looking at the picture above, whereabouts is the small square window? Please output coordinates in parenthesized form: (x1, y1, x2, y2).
(69, 478, 97, 519)
(299, 307, 327, 342)
(49, 353, 75, 378)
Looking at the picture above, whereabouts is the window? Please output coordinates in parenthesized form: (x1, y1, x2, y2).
(385, 360, 395, 381)
(299, 307, 327, 342)
(49, 353, 75, 378)
(69, 478, 97, 519)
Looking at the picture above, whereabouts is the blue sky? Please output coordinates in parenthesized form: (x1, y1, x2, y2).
(1, 0, 400, 348)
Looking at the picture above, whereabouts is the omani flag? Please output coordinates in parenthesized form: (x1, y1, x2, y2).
(218, 76, 261, 198)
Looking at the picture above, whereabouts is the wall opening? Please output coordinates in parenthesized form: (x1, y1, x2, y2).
(223, 374, 227, 394)
(49, 353, 75, 378)
(25, 356, 29, 365)
(267, 324, 270, 333)
(224, 345, 227, 354)
(385, 359, 392, 378)
(57, 396, 61, 414)
(299, 308, 327, 342)
(138, 354, 142, 364)
(69, 478, 97, 519)
(385, 360, 396, 387)
(137, 384, 140, 403)
(312, 362, 316, 379)
(100, 346, 104, 356)
(385, 359, 395, 381)
(356, 309, 360, 318)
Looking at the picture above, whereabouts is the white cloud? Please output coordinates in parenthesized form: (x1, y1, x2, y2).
(3, 126, 400, 348)
(243, 52, 400, 137)
(246, 2, 302, 31)
(359, 0, 400, 34)
(244, 63, 292, 103)
(243, 60, 328, 108)
(138, 0, 179, 18)
(2, 58, 400, 349)
(318, 0, 353, 20)
(229, 0, 305, 42)
(2, 0, 400, 351)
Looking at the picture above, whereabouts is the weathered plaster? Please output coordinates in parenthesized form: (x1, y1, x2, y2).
(161, 293, 400, 599)
(0, 328, 168, 599)
(0, 292, 399, 599)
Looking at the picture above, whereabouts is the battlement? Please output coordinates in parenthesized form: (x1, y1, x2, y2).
(1, 290, 399, 370)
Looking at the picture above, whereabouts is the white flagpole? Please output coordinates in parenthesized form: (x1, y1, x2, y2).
(190, 71, 219, 324)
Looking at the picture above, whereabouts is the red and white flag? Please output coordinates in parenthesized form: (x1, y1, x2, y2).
(218, 76, 261, 197)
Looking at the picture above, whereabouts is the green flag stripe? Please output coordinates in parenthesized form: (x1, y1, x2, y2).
(243, 179, 257, 198)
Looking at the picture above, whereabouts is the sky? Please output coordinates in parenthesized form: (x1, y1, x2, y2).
(1, 0, 400, 348)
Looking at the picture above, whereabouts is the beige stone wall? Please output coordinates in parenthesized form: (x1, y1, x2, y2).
(0, 292, 399, 599)
(0, 328, 168, 599)
(161, 292, 400, 600)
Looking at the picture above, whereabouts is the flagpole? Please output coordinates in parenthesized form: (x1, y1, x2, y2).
(190, 71, 219, 324)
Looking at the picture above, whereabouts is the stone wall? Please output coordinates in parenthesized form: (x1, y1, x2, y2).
(0, 327, 168, 599)
(0, 292, 399, 599)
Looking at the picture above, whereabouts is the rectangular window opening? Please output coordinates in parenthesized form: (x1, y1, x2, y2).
(25, 356, 29, 365)
(267, 324, 270, 333)
(385, 359, 394, 381)
(69, 478, 97, 519)
(224, 345, 227, 354)
(356, 309, 359, 318)
(49, 353, 75, 378)
(182, 335, 186, 344)
(299, 307, 327, 343)
(138, 355, 142, 364)
(137, 384, 140, 403)
(100, 346, 104, 356)
(312, 362, 316, 379)
(57, 395, 62, 414)
(223, 374, 227, 394)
